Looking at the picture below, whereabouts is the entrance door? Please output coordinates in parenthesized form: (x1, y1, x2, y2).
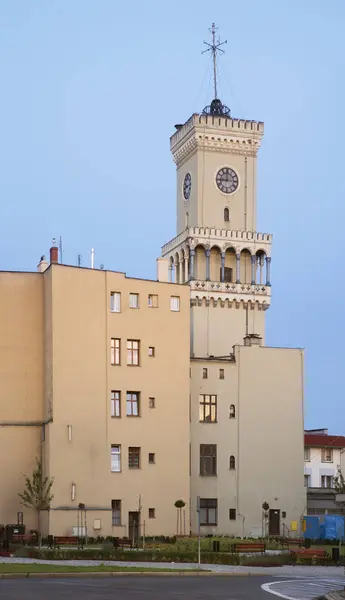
(128, 511, 140, 546)
(269, 509, 280, 535)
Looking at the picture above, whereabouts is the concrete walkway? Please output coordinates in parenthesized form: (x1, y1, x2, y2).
(0, 557, 345, 578)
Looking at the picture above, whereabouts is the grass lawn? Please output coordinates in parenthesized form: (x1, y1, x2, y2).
(0, 564, 199, 574)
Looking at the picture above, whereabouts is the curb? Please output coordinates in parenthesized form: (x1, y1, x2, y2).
(0, 570, 265, 579)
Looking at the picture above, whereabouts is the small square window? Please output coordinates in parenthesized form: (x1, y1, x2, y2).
(110, 292, 121, 313)
(219, 368, 224, 379)
(129, 293, 139, 309)
(202, 368, 208, 379)
(149, 397, 155, 409)
(148, 294, 158, 308)
(170, 296, 180, 312)
(148, 346, 155, 357)
(148, 508, 155, 519)
(229, 508, 236, 520)
(148, 453, 155, 464)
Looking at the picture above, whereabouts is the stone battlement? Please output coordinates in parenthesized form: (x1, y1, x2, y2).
(171, 113, 264, 149)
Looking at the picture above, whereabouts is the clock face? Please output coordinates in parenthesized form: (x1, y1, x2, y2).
(183, 173, 192, 201)
(216, 167, 239, 194)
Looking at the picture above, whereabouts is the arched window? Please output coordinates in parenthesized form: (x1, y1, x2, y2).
(229, 404, 235, 419)
(229, 455, 236, 470)
(224, 207, 229, 222)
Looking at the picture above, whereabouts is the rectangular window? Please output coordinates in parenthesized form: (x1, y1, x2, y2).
(321, 448, 333, 463)
(127, 339, 140, 365)
(149, 397, 155, 408)
(229, 508, 236, 520)
(148, 346, 155, 357)
(170, 296, 180, 312)
(304, 474, 311, 488)
(148, 294, 158, 308)
(110, 292, 121, 313)
(128, 446, 141, 469)
(200, 498, 217, 526)
(200, 444, 217, 476)
(126, 392, 140, 416)
(149, 508, 155, 519)
(111, 338, 121, 365)
(111, 390, 121, 418)
(148, 453, 155, 464)
(304, 447, 310, 461)
(199, 395, 217, 423)
(321, 475, 333, 488)
(111, 499, 121, 525)
(202, 368, 208, 379)
(129, 293, 139, 308)
(111, 445, 121, 472)
(219, 368, 225, 380)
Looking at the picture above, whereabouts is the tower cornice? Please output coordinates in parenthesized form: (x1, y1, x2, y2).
(171, 114, 264, 166)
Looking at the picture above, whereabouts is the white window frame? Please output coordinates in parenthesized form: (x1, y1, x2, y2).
(321, 448, 333, 463)
(170, 296, 180, 312)
(111, 391, 121, 418)
(127, 339, 140, 366)
(111, 445, 121, 472)
(110, 292, 121, 313)
(111, 338, 121, 365)
(148, 294, 158, 308)
(129, 293, 139, 309)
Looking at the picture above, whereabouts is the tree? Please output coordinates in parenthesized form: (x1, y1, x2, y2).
(174, 499, 186, 536)
(19, 458, 54, 548)
(333, 467, 345, 494)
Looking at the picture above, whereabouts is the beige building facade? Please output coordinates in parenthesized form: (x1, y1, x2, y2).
(0, 263, 190, 537)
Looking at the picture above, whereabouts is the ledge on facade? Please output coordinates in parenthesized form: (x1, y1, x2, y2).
(162, 227, 272, 256)
(191, 354, 236, 363)
(307, 488, 336, 496)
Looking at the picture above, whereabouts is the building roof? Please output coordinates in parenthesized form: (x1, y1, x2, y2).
(304, 433, 345, 448)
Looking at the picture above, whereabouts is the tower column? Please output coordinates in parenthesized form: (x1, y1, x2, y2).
(251, 255, 256, 285)
(168, 263, 173, 283)
(179, 258, 184, 283)
(236, 253, 240, 284)
(220, 252, 225, 282)
(260, 256, 264, 284)
(205, 248, 211, 281)
(266, 256, 271, 286)
(189, 249, 195, 280)
(184, 254, 189, 282)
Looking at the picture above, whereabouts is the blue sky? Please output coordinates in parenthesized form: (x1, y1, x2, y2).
(0, 0, 344, 432)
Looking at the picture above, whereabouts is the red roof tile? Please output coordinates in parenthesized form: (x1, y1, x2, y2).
(304, 434, 345, 448)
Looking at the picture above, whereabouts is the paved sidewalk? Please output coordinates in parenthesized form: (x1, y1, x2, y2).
(0, 557, 345, 578)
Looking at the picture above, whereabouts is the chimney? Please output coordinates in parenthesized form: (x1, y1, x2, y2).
(37, 255, 49, 273)
(50, 245, 59, 264)
(244, 334, 263, 347)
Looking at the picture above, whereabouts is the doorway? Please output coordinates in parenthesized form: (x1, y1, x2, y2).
(269, 509, 280, 535)
(128, 511, 140, 546)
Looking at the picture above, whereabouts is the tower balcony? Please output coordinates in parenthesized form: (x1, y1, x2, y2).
(190, 279, 271, 308)
(162, 227, 272, 307)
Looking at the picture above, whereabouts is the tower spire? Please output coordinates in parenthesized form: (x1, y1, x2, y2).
(202, 23, 230, 117)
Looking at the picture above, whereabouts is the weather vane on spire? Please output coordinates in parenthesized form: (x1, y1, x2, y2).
(202, 23, 231, 117)
(202, 23, 227, 100)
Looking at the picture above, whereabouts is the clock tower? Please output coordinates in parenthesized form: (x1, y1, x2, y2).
(160, 24, 272, 356)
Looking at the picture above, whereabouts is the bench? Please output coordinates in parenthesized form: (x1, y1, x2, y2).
(11, 534, 37, 545)
(232, 542, 266, 554)
(53, 536, 82, 548)
(291, 548, 329, 559)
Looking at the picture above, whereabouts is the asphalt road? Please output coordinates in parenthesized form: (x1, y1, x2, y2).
(0, 575, 273, 599)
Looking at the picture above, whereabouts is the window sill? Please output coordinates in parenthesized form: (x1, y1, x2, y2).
(200, 523, 217, 527)
(199, 474, 217, 477)
(127, 364, 141, 367)
(199, 421, 218, 424)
